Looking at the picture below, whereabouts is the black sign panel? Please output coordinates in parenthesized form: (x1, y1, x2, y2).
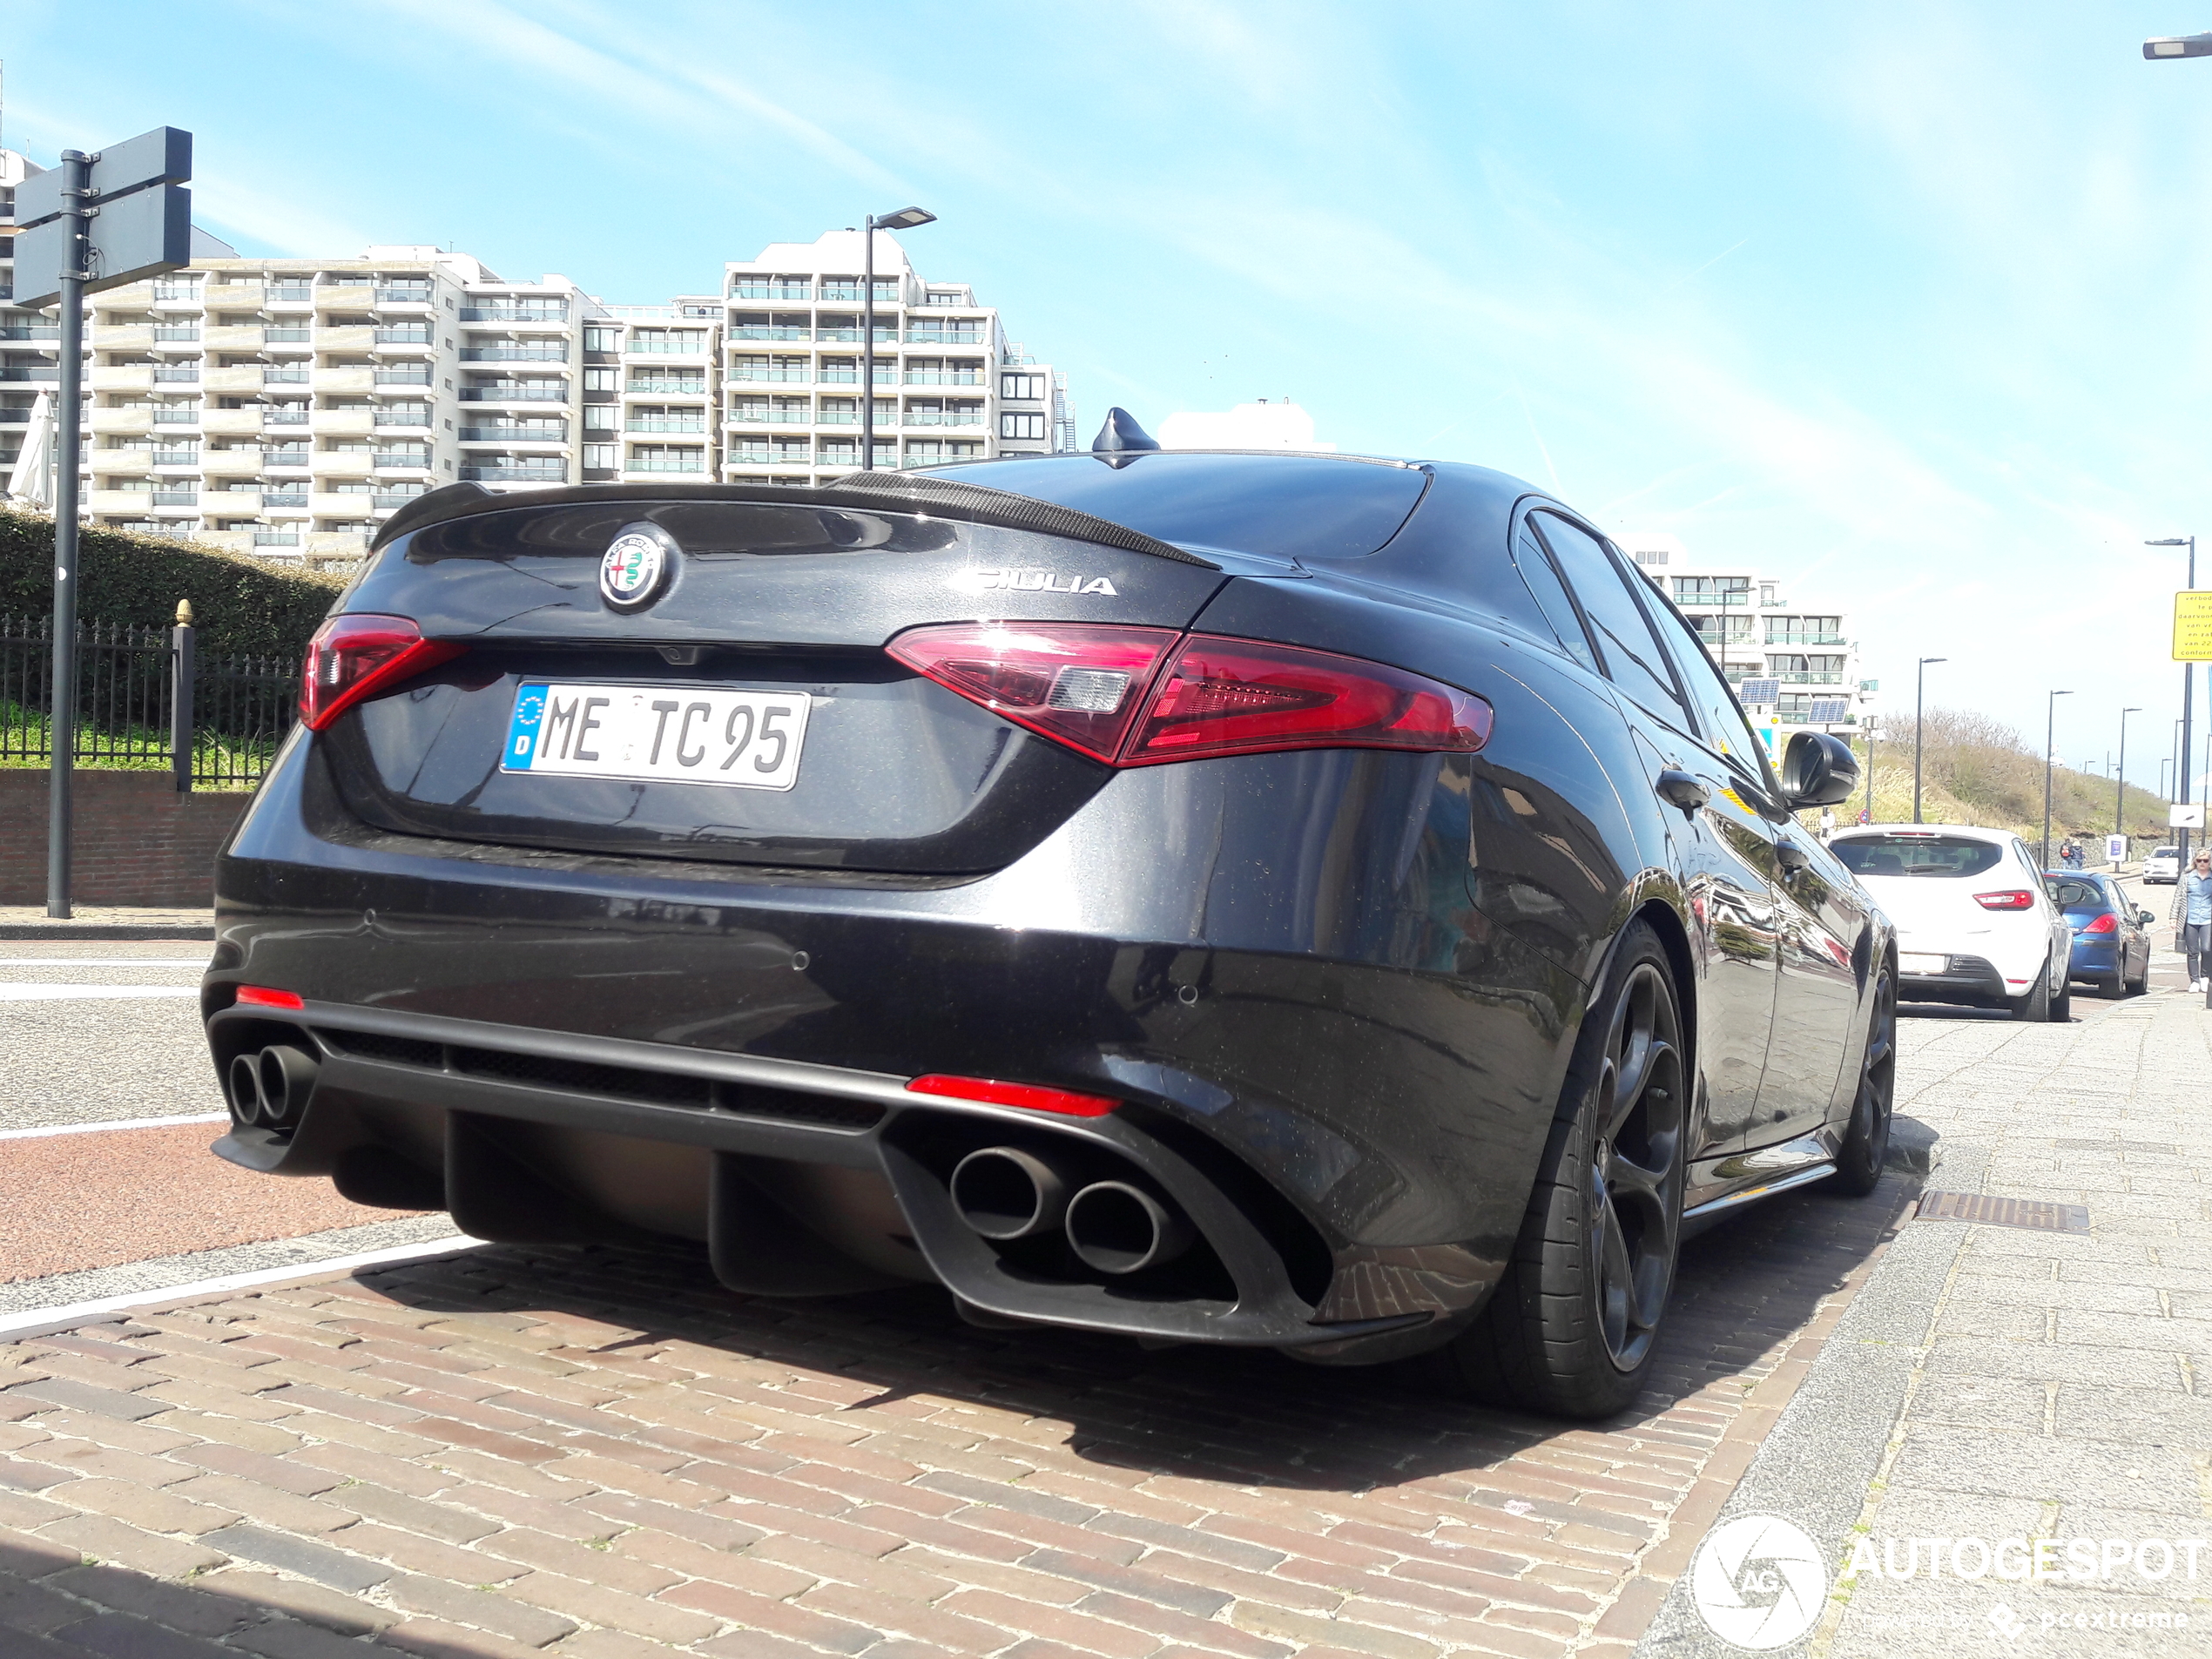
(12, 184, 195, 308)
(15, 127, 192, 227)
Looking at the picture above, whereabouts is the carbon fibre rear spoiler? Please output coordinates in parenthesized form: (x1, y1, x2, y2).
(370, 474, 1221, 570)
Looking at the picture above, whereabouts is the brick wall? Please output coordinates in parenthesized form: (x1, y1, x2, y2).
(0, 771, 249, 907)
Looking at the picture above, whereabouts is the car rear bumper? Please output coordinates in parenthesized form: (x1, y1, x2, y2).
(2067, 938, 2122, 981)
(1896, 953, 2010, 1006)
(203, 732, 1586, 1360)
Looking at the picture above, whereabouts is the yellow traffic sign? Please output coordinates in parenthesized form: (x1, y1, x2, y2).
(2176, 591, 2212, 661)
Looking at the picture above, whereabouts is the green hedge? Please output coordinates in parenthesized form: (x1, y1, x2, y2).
(0, 511, 347, 656)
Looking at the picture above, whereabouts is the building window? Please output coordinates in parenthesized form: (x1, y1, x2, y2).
(1001, 413, 1046, 441)
(584, 405, 618, 430)
(583, 326, 620, 352)
(1001, 373, 1044, 401)
(1632, 548, 1667, 565)
(583, 444, 617, 469)
(583, 368, 620, 390)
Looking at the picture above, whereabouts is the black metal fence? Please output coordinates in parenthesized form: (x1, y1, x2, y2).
(0, 615, 299, 789)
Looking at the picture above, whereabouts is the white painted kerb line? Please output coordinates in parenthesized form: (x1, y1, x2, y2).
(0, 1115, 229, 1142)
(0, 960, 207, 968)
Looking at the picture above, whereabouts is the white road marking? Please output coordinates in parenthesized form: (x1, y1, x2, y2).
(0, 1234, 482, 1344)
(0, 1115, 230, 1142)
(0, 986, 202, 1001)
(0, 959, 207, 968)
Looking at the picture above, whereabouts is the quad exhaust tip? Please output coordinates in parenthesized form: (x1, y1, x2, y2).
(228, 1043, 319, 1130)
(1065, 1179, 1193, 1275)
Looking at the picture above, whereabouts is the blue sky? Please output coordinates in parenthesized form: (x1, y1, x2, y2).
(11, 1, 2212, 788)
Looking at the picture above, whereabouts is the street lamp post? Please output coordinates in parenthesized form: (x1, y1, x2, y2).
(2043, 689, 2074, 867)
(2118, 706, 2141, 864)
(1914, 657, 1946, 823)
(1864, 716, 1877, 823)
(859, 206, 937, 473)
(2150, 538, 2195, 866)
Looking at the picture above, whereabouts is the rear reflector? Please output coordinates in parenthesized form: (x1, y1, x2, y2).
(1973, 890, 2037, 910)
(2079, 912, 2118, 934)
(235, 986, 305, 1009)
(905, 1074, 1120, 1117)
(889, 623, 1492, 767)
(300, 614, 465, 732)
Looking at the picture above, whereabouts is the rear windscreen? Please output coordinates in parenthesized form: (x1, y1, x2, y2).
(923, 452, 1429, 562)
(2047, 877, 2107, 911)
(1832, 834, 2006, 878)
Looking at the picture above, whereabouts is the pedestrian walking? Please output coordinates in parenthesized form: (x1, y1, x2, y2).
(2174, 849, 2212, 991)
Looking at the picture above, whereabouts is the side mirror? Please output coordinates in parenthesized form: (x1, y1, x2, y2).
(1781, 730, 1859, 809)
(2141, 909, 2158, 927)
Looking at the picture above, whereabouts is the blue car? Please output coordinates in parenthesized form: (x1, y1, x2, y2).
(2044, 872, 2153, 997)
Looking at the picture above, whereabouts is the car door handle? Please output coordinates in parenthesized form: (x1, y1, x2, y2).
(1656, 770, 1710, 813)
(1775, 840, 1811, 873)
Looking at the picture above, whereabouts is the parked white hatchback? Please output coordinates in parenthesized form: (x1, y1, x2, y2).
(1830, 825, 2075, 1021)
(2145, 845, 2182, 885)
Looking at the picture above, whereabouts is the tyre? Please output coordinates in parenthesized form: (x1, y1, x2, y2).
(2048, 980, 2071, 1022)
(1828, 964, 1895, 1197)
(2009, 961, 2050, 1022)
(2128, 954, 2149, 996)
(1424, 920, 1684, 1419)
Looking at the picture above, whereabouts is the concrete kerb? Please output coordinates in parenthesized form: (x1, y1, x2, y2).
(1631, 1137, 1988, 1659)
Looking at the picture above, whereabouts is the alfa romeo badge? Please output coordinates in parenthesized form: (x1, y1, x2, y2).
(599, 522, 677, 611)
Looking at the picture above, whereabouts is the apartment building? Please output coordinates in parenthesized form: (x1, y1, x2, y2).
(1618, 531, 1877, 747)
(719, 230, 1070, 486)
(1, 149, 1075, 562)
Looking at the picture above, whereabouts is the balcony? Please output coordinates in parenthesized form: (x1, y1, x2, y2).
(313, 367, 375, 394)
(373, 491, 426, 509)
(374, 327, 434, 347)
(312, 492, 376, 517)
(263, 367, 310, 383)
(312, 410, 376, 436)
(460, 346, 566, 362)
(732, 283, 812, 300)
(903, 409, 983, 427)
(727, 408, 810, 425)
(150, 450, 199, 467)
(375, 287, 434, 307)
(625, 456, 707, 473)
(906, 329, 982, 345)
(261, 490, 309, 507)
(201, 367, 262, 395)
(266, 408, 311, 426)
(90, 367, 153, 393)
(264, 327, 312, 344)
(729, 368, 810, 382)
(0, 367, 57, 382)
(459, 386, 567, 402)
(0, 326, 60, 341)
(374, 368, 433, 385)
(459, 306, 568, 323)
(151, 490, 198, 507)
(152, 367, 199, 382)
(1765, 633, 1846, 646)
(731, 325, 809, 341)
(819, 285, 864, 302)
(460, 464, 565, 482)
(627, 418, 706, 433)
(1676, 590, 1750, 607)
(316, 286, 374, 308)
(374, 409, 432, 427)
(152, 327, 199, 342)
(253, 531, 301, 548)
(1776, 671, 1845, 685)
(374, 453, 434, 470)
(629, 376, 705, 395)
(904, 370, 981, 385)
(152, 408, 201, 427)
(458, 425, 566, 442)
(813, 409, 859, 424)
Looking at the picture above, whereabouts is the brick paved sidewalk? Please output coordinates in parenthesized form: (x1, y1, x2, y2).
(0, 1163, 1911, 1659)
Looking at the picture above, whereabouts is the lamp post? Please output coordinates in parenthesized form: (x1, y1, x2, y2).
(859, 206, 936, 472)
(2043, 689, 2074, 867)
(2118, 707, 2141, 864)
(1913, 657, 1946, 823)
(2150, 537, 2195, 866)
(1864, 716, 1877, 823)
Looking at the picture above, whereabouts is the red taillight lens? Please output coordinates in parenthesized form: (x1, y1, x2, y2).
(2080, 912, 2119, 934)
(885, 623, 1180, 763)
(234, 985, 304, 1009)
(905, 1074, 1121, 1116)
(1126, 635, 1491, 765)
(888, 623, 1492, 767)
(1973, 889, 2037, 910)
(300, 614, 465, 732)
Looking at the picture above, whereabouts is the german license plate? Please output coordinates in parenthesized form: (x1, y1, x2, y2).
(502, 682, 811, 791)
(1899, 952, 1946, 975)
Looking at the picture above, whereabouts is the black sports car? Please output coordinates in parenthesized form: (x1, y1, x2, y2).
(203, 416, 1894, 1420)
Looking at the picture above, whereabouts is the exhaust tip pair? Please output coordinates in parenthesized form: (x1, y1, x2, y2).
(949, 1145, 1194, 1275)
(227, 1044, 318, 1131)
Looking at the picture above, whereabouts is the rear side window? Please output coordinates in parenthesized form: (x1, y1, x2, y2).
(1832, 834, 2005, 878)
(2048, 877, 2106, 909)
(1511, 529, 1601, 674)
(1530, 513, 1689, 728)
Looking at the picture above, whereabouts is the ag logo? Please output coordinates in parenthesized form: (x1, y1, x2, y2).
(1689, 1514, 1826, 1649)
(600, 522, 677, 612)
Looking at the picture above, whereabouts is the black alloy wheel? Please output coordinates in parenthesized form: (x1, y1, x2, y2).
(1427, 920, 1685, 1419)
(1827, 963, 1894, 1196)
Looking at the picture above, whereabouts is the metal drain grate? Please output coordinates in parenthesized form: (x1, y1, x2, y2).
(1916, 1190, 2090, 1233)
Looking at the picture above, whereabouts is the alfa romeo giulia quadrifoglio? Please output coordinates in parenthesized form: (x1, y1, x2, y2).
(202, 420, 1895, 1420)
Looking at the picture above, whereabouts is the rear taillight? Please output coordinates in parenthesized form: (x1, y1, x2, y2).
(905, 1074, 1121, 1116)
(300, 614, 465, 732)
(2079, 913, 2118, 934)
(888, 623, 1492, 767)
(1974, 890, 2037, 910)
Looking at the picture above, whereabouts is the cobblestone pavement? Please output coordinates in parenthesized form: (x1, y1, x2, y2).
(1811, 975, 2212, 1658)
(0, 1150, 1911, 1657)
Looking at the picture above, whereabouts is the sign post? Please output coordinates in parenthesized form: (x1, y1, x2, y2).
(11, 127, 193, 918)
